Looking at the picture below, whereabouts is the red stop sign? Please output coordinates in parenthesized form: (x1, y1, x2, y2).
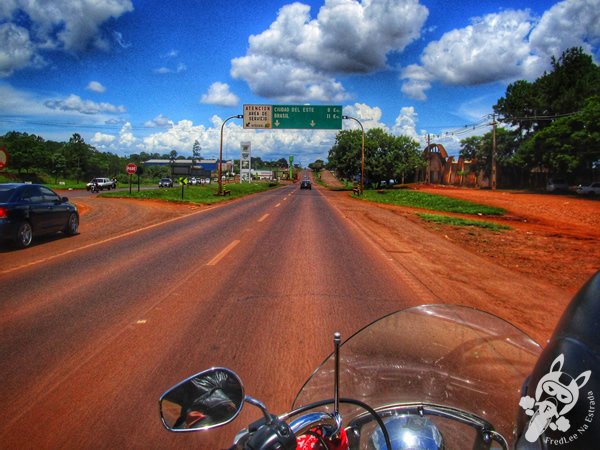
(126, 163, 137, 174)
(0, 148, 8, 170)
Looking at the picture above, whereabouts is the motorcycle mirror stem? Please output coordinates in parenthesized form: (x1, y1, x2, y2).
(332, 332, 342, 435)
(333, 332, 341, 415)
(244, 395, 273, 425)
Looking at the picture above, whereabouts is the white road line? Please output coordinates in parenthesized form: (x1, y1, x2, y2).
(206, 240, 240, 266)
(258, 214, 269, 222)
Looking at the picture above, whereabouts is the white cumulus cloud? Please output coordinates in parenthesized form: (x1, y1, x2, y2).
(343, 103, 386, 131)
(44, 94, 126, 115)
(0, 0, 133, 76)
(231, 0, 428, 102)
(119, 122, 138, 147)
(200, 82, 240, 107)
(144, 114, 173, 128)
(86, 81, 106, 93)
(401, 0, 600, 100)
(392, 106, 419, 139)
(91, 132, 116, 145)
(0, 23, 42, 77)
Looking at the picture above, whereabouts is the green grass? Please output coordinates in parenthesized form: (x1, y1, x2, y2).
(100, 182, 278, 203)
(417, 213, 511, 231)
(360, 189, 506, 215)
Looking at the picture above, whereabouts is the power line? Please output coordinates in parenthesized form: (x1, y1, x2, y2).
(422, 109, 582, 142)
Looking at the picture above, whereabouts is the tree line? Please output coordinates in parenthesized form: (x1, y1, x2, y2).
(324, 47, 600, 188)
(0, 133, 297, 183)
(469, 47, 600, 187)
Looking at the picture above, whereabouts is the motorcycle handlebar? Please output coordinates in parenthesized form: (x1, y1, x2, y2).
(288, 411, 340, 437)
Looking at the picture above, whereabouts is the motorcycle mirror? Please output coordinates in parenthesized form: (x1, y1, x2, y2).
(159, 367, 245, 432)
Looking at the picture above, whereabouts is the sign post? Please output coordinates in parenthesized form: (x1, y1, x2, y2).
(178, 177, 188, 200)
(126, 163, 137, 194)
(240, 142, 251, 182)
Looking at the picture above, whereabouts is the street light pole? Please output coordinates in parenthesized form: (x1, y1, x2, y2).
(219, 114, 243, 195)
(342, 115, 365, 194)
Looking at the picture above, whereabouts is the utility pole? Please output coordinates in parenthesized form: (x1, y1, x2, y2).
(425, 134, 431, 184)
(491, 114, 497, 190)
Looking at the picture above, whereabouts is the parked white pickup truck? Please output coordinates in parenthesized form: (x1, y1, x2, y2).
(86, 177, 116, 191)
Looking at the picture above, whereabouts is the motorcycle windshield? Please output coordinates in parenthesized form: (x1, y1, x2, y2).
(292, 305, 542, 448)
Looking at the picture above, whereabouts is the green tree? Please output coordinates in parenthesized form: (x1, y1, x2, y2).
(0, 131, 46, 173)
(328, 129, 363, 181)
(308, 159, 324, 172)
(495, 47, 600, 134)
(519, 96, 600, 180)
(493, 48, 600, 185)
(494, 80, 538, 137)
(51, 153, 67, 183)
(192, 140, 201, 163)
(537, 47, 600, 117)
(460, 128, 522, 187)
(328, 128, 422, 187)
(62, 133, 93, 182)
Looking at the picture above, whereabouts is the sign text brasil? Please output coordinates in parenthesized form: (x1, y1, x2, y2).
(243, 104, 342, 130)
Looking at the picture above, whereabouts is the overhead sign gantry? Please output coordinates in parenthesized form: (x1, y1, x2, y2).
(220, 105, 363, 196)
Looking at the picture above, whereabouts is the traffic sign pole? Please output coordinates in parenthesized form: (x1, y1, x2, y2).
(126, 163, 137, 195)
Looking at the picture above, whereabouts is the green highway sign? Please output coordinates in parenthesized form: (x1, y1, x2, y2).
(243, 104, 342, 130)
(272, 105, 342, 129)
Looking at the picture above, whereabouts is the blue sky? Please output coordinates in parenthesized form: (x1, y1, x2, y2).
(1, 0, 599, 167)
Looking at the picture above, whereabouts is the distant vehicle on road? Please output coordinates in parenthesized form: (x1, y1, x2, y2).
(0, 183, 79, 249)
(86, 177, 116, 191)
(300, 180, 312, 190)
(159, 178, 173, 188)
(576, 182, 600, 196)
(546, 178, 569, 193)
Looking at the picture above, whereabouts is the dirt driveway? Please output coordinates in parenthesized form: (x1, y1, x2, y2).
(318, 171, 599, 344)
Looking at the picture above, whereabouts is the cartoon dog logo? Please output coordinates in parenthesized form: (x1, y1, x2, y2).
(520, 354, 591, 442)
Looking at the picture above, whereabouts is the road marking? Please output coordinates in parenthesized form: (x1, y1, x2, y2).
(207, 240, 240, 266)
(258, 214, 269, 222)
(275, 203, 281, 208)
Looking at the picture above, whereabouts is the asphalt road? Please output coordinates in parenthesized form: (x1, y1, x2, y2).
(0, 183, 418, 449)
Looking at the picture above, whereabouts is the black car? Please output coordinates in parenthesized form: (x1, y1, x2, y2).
(0, 183, 79, 249)
(300, 180, 312, 190)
